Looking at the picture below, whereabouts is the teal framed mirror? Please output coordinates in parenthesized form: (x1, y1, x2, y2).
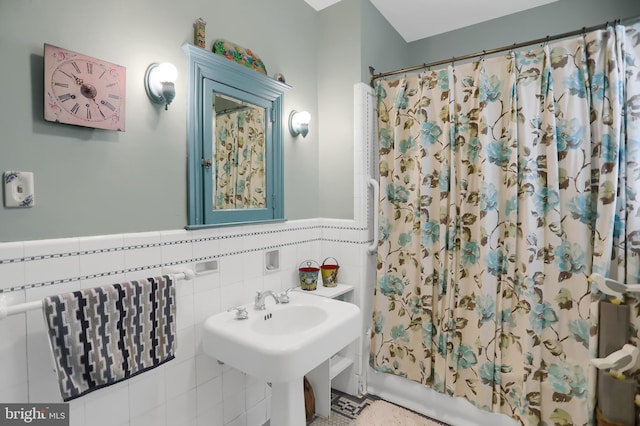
(183, 44, 289, 228)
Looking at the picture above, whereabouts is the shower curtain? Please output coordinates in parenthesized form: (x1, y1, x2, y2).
(214, 109, 265, 209)
(370, 23, 640, 426)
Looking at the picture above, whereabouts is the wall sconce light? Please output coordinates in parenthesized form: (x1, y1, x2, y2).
(145, 62, 178, 110)
(289, 110, 311, 138)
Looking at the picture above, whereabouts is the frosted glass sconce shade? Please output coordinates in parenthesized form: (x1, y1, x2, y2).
(145, 62, 178, 110)
(289, 110, 310, 137)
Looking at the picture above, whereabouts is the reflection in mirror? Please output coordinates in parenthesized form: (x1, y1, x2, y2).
(213, 94, 266, 210)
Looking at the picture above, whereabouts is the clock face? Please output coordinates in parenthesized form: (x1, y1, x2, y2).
(44, 44, 126, 131)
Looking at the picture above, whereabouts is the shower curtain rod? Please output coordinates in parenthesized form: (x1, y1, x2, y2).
(369, 15, 639, 86)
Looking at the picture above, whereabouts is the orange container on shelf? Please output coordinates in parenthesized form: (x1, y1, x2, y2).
(320, 257, 339, 287)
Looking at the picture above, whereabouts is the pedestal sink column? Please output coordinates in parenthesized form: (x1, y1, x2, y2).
(270, 378, 305, 426)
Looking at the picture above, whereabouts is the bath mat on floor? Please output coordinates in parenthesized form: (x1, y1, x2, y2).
(355, 400, 443, 426)
(329, 390, 379, 419)
(308, 390, 449, 426)
(43, 275, 176, 401)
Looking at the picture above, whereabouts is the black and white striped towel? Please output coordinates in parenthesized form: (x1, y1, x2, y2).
(42, 275, 176, 401)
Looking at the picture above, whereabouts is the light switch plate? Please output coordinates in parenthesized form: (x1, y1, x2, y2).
(3, 171, 34, 208)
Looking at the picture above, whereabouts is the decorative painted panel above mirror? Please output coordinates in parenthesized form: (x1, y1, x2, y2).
(183, 44, 289, 228)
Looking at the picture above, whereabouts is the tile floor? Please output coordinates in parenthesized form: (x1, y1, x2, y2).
(307, 390, 449, 426)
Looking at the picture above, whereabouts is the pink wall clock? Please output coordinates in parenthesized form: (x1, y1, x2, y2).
(44, 43, 126, 131)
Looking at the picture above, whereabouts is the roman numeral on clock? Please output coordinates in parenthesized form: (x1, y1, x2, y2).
(102, 100, 116, 112)
(58, 93, 75, 102)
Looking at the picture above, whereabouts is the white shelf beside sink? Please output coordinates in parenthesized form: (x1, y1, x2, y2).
(330, 354, 353, 380)
(295, 283, 354, 300)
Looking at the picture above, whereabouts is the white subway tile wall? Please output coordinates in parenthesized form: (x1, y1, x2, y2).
(0, 218, 369, 426)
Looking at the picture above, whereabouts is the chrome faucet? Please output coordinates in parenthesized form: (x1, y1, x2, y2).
(254, 290, 280, 310)
(277, 287, 297, 304)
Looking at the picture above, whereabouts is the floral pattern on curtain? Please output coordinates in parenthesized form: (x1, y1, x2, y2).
(370, 23, 640, 426)
(214, 109, 266, 209)
(611, 20, 640, 404)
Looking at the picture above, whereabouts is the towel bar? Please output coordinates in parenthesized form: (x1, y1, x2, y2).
(0, 270, 195, 320)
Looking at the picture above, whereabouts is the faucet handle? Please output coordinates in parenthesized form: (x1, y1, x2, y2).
(227, 306, 249, 320)
(278, 287, 298, 304)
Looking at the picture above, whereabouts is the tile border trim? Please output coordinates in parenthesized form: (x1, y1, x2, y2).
(0, 223, 372, 294)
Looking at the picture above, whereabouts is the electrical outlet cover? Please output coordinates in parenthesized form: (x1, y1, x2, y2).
(3, 171, 34, 208)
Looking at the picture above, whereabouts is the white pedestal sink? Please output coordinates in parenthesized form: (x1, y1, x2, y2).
(202, 291, 361, 426)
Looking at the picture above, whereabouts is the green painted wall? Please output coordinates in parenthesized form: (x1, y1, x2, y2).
(0, 0, 321, 241)
(316, 0, 408, 219)
(316, 0, 361, 219)
(1, 0, 638, 241)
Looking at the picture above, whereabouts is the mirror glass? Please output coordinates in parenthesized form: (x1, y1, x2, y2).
(212, 93, 266, 210)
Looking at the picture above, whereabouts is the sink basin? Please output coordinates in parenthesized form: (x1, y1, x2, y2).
(250, 305, 328, 335)
(202, 290, 361, 383)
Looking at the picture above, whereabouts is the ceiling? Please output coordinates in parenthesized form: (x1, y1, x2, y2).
(304, 0, 560, 42)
